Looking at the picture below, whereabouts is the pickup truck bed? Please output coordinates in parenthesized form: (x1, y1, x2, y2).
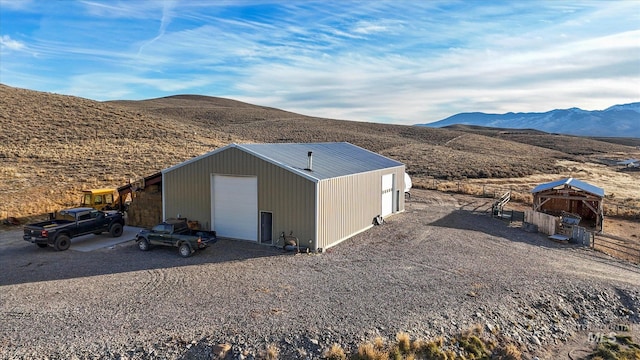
(32, 220, 74, 228)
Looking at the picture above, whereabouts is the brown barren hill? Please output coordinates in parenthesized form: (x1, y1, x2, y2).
(110, 94, 594, 178)
(0, 85, 227, 218)
(1, 83, 638, 219)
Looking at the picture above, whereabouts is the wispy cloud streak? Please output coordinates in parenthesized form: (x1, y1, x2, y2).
(0, 1, 638, 123)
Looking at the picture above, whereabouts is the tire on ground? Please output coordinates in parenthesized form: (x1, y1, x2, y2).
(138, 238, 150, 251)
(54, 234, 71, 251)
(178, 243, 192, 258)
(109, 223, 123, 237)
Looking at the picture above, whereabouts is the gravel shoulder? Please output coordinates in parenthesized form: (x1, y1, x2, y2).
(1, 189, 639, 359)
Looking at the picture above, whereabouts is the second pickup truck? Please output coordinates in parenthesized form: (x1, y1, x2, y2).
(135, 219, 217, 257)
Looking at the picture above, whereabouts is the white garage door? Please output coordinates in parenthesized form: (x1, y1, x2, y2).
(381, 174, 394, 217)
(212, 175, 258, 241)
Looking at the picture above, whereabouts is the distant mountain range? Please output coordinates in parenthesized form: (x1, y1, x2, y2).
(419, 103, 640, 138)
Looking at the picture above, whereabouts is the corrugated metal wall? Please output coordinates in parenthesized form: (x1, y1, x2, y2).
(164, 146, 405, 250)
(317, 166, 405, 250)
(164, 147, 316, 243)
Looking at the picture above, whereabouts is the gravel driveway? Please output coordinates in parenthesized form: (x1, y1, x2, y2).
(1, 189, 638, 359)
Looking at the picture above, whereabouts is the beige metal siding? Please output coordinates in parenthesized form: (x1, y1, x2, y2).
(317, 166, 405, 250)
(164, 148, 316, 243)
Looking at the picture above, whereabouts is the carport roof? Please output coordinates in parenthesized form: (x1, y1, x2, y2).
(530, 177, 604, 198)
(163, 142, 404, 181)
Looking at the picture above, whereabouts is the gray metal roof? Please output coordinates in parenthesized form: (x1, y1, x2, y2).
(237, 142, 404, 181)
(163, 142, 405, 181)
(530, 177, 604, 197)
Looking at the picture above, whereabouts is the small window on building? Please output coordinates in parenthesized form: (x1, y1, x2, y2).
(94, 195, 103, 205)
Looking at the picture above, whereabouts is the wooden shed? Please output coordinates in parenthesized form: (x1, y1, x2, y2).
(531, 178, 604, 231)
(162, 142, 406, 251)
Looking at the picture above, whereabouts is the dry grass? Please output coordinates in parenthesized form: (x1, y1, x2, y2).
(589, 334, 640, 360)
(464, 159, 640, 207)
(396, 332, 411, 354)
(0, 85, 227, 220)
(373, 336, 387, 351)
(492, 344, 523, 360)
(260, 343, 279, 360)
(444, 124, 639, 154)
(1, 83, 639, 230)
(593, 234, 640, 264)
(323, 344, 347, 360)
(356, 342, 389, 360)
(338, 327, 526, 360)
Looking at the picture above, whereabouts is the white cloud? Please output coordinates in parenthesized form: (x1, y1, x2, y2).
(1, 1, 638, 124)
(136, 0, 177, 55)
(352, 20, 389, 35)
(0, 35, 26, 51)
(229, 20, 640, 123)
(0, 0, 34, 11)
(80, 0, 168, 19)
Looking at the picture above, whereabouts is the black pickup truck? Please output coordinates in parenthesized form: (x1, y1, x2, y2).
(136, 219, 216, 257)
(23, 207, 125, 251)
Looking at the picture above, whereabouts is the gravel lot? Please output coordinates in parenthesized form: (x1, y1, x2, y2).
(1, 189, 639, 360)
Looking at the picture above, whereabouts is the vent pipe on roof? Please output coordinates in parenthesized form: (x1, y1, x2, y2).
(305, 151, 313, 171)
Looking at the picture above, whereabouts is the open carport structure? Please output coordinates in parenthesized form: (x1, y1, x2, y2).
(161, 142, 405, 251)
(531, 177, 604, 231)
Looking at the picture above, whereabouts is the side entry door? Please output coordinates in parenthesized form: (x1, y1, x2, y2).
(260, 212, 273, 244)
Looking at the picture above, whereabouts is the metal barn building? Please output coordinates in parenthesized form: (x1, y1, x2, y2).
(162, 142, 406, 251)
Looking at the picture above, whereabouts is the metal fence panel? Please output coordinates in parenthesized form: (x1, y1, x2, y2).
(511, 210, 525, 222)
(571, 226, 592, 247)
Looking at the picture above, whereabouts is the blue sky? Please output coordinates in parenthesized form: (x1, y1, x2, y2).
(1, 0, 639, 124)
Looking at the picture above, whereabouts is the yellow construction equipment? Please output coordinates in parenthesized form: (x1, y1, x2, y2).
(80, 188, 120, 211)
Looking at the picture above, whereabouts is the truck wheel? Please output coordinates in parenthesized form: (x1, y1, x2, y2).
(54, 235, 71, 251)
(36, 243, 48, 248)
(109, 223, 123, 237)
(178, 243, 192, 258)
(137, 238, 150, 251)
